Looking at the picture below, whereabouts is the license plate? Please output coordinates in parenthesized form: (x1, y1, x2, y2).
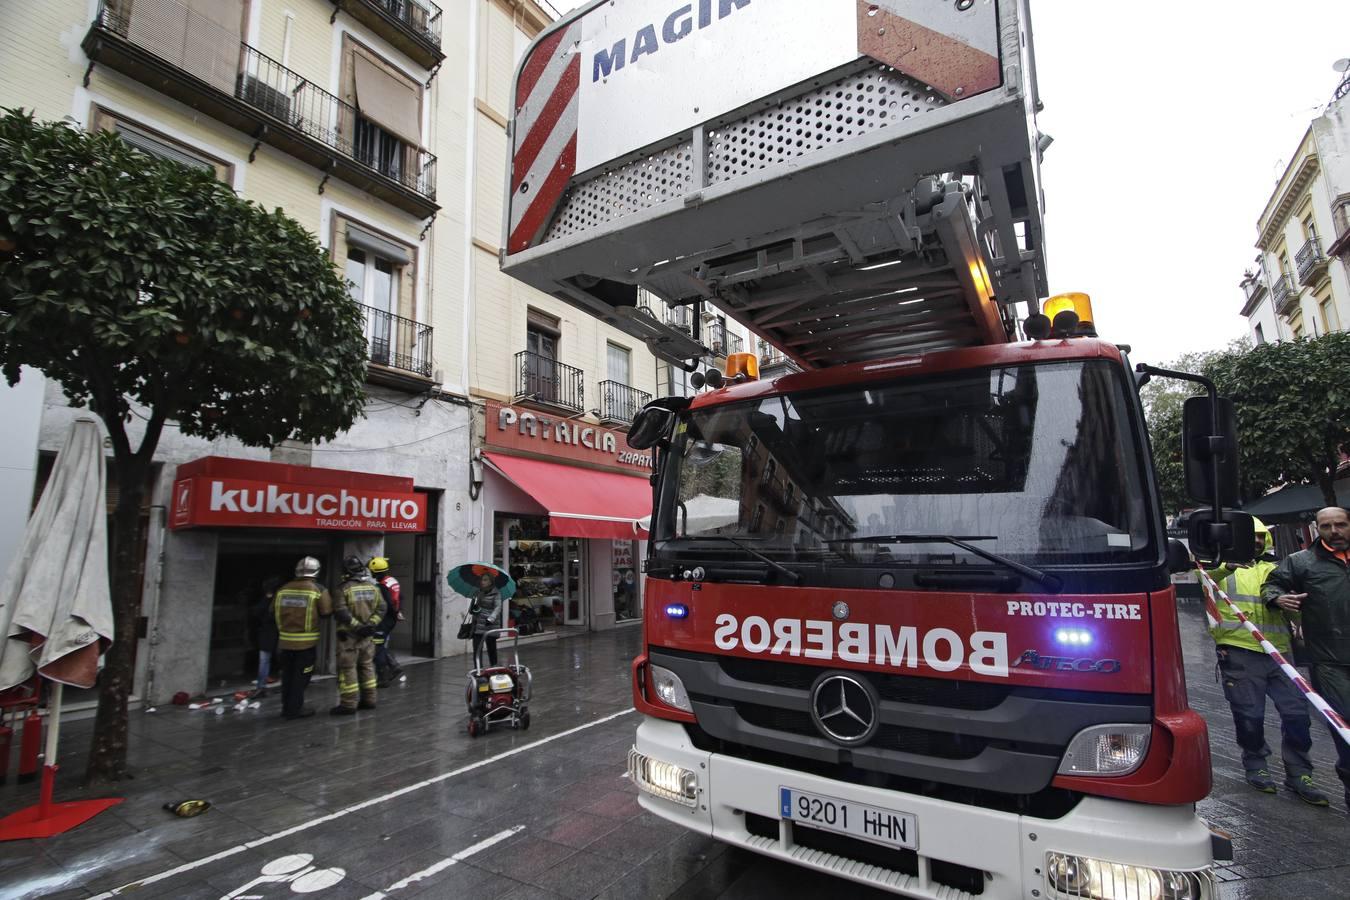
(779, 787, 917, 850)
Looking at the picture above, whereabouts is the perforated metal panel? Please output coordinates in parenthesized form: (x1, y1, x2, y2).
(544, 141, 695, 242)
(542, 65, 945, 243)
(707, 67, 946, 185)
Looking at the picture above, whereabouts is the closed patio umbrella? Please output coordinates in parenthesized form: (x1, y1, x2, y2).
(0, 418, 122, 840)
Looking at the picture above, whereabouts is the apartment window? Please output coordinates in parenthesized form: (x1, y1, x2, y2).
(607, 343, 631, 386)
(1291, 313, 1305, 339)
(1320, 294, 1340, 334)
(335, 219, 416, 368)
(1254, 323, 1266, 345)
(525, 309, 561, 401)
(92, 108, 231, 181)
(342, 38, 423, 179)
(1302, 214, 1318, 241)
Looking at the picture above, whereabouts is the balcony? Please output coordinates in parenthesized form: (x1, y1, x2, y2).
(84, 0, 438, 218)
(1295, 236, 1328, 285)
(331, 0, 444, 69)
(708, 321, 743, 358)
(363, 304, 433, 388)
(757, 340, 801, 375)
(1271, 273, 1300, 316)
(597, 381, 653, 426)
(514, 351, 584, 414)
(1330, 199, 1350, 260)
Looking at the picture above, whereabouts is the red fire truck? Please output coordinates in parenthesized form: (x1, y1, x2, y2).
(502, 1, 1248, 896)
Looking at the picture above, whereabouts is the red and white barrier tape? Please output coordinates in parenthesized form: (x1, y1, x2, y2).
(1196, 563, 1350, 744)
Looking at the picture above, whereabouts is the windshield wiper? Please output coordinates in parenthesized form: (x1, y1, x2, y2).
(827, 533, 1063, 592)
(674, 535, 803, 585)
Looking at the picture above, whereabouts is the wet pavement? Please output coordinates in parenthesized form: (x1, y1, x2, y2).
(1, 599, 1348, 899)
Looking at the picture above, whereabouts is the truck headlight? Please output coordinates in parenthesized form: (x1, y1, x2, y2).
(1058, 724, 1151, 776)
(1046, 852, 1213, 900)
(628, 747, 698, 807)
(650, 664, 693, 713)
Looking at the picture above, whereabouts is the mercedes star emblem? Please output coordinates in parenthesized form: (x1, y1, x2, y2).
(809, 673, 878, 746)
(831, 601, 850, 621)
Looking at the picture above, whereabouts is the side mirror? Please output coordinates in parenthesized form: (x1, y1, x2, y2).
(1166, 538, 1192, 575)
(1182, 396, 1240, 505)
(627, 406, 675, 450)
(1187, 509, 1255, 565)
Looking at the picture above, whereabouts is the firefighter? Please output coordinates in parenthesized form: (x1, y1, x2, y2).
(1207, 518, 1328, 805)
(331, 555, 386, 716)
(271, 556, 333, 720)
(368, 556, 405, 687)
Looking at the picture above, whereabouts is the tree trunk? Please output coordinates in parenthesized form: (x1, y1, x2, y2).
(1319, 469, 1339, 509)
(84, 453, 151, 784)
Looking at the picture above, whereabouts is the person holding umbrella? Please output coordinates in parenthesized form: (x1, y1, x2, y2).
(446, 562, 516, 668)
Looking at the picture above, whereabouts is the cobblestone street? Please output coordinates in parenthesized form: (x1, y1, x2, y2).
(1, 598, 1347, 899)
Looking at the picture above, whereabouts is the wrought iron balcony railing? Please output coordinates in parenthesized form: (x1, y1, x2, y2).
(1271, 273, 1299, 314)
(708, 321, 743, 357)
(337, 0, 444, 67)
(363, 304, 433, 379)
(87, 0, 437, 214)
(597, 380, 653, 425)
(757, 340, 800, 373)
(1295, 236, 1327, 285)
(514, 351, 584, 414)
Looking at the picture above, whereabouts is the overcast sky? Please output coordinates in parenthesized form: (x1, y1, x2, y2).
(557, 1, 1350, 363)
(1034, 0, 1350, 363)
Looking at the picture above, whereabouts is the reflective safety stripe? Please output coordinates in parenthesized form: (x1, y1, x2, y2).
(360, 679, 378, 690)
(1213, 620, 1289, 634)
(280, 630, 321, 641)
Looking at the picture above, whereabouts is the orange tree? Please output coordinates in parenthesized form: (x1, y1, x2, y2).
(0, 109, 368, 781)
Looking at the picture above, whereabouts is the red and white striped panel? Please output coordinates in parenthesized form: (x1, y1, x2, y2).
(509, 20, 582, 255)
(856, 0, 1000, 102)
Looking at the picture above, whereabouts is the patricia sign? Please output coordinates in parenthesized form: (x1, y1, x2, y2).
(486, 401, 653, 473)
(171, 457, 427, 532)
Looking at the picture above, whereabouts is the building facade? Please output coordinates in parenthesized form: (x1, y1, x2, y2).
(1240, 78, 1350, 343)
(0, 0, 758, 703)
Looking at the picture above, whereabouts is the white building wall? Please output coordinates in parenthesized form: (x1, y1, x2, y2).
(0, 371, 46, 575)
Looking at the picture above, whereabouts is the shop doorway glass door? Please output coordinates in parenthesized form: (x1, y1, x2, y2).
(564, 538, 585, 625)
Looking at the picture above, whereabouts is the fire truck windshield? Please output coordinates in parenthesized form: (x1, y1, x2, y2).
(655, 359, 1156, 568)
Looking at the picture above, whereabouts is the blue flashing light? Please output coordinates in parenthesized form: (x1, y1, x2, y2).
(664, 604, 689, 620)
(1054, 627, 1093, 647)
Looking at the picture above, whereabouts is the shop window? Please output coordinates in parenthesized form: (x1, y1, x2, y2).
(92, 108, 231, 181)
(495, 515, 584, 630)
(613, 540, 640, 622)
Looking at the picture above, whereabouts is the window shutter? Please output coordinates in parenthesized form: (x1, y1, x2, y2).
(353, 54, 422, 147)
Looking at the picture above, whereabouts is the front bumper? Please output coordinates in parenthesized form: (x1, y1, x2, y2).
(633, 718, 1216, 899)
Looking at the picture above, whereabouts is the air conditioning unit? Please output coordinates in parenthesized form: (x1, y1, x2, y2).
(238, 74, 292, 123)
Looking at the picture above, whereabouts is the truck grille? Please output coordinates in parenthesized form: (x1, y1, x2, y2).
(651, 647, 1152, 799)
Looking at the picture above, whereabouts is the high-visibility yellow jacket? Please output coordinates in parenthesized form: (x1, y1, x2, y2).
(335, 577, 386, 638)
(272, 577, 334, 650)
(1206, 559, 1293, 654)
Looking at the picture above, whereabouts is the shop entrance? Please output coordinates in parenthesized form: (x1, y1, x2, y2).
(209, 534, 332, 687)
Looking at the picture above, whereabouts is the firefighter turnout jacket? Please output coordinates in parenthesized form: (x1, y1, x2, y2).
(335, 577, 386, 638)
(272, 577, 334, 650)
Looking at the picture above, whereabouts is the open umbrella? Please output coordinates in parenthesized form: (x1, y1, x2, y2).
(0, 418, 122, 840)
(446, 561, 516, 601)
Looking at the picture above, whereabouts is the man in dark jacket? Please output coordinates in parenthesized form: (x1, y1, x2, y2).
(1263, 506, 1350, 809)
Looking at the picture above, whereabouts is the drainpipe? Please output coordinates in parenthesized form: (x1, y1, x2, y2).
(460, 0, 482, 397)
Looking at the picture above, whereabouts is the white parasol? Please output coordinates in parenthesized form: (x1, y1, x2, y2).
(0, 417, 121, 840)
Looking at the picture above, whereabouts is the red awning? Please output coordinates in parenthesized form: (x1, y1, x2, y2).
(483, 453, 650, 540)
